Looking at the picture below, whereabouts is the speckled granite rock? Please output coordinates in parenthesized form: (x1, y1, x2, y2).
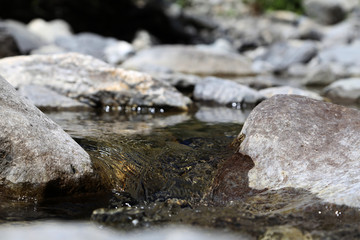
(0, 75, 97, 198)
(237, 95, 360, 208)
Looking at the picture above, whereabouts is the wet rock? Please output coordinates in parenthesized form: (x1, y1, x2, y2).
(0, 30, 20, 58)
(253, 40, 318, 73)
(238, 95, 360, 208)
(0, 75, 96, 198)
(303, 64, 337, 86)
(17, 85, 90, 111)
(303, 0, 348, 25)
(122, 45, 254, 77)
(195, 106, 251, 124)
(1, 20, 45, 54)
(55, 32, 118, 61)
(0, 222, 243, 240)
(323, 78, 360, 103)
(0, 53, 191, 110)
(259, 86, 323, 100)
(27, 18, 73, 44)
(193, 77, 264, 105)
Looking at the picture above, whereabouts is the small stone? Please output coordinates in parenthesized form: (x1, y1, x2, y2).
(303, 64, 336, 86)
(323, 78, 360, 103)
(193, 77, 264, 105)
(254, 40, 318, 73)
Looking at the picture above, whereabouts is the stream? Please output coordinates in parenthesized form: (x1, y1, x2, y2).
(1, 105, 360, 239)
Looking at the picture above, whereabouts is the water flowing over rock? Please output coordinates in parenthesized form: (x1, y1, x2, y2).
(323, 78, 360, 103)
(237, 95, 360, 208)
(0, 75, 97, 198)
(122, 45, 254, 77)
(0, 53, 191, 110)
(193, 77, 264, 105)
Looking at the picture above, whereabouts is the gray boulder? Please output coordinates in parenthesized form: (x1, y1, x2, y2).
(0, 53, 191, 110)
(122, 45, 254, 77)
(1, 20, 45, 54)
(253, 40, 318, 73)
(193, 77, 264, 105)
(303, 0, 349, 25)
(302, 64, 337, 86)
(237, 95, 360, 208)
(0, 75, 96, 198)
(323, 78, 360, 103)
(55, 32, 118, 61)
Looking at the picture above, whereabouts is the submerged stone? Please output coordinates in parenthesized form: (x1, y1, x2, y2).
(0, 75, 97, 198)
(0, 53, 191, 110)
(237, 95, 360, 208)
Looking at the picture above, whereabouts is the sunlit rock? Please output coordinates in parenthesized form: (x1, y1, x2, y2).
(0, 53, 191, 110)
(0, 75, 97, 198)
(238, 95, 360, 208)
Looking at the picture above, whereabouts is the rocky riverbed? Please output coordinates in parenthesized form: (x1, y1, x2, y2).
(1, 0, 360, 239)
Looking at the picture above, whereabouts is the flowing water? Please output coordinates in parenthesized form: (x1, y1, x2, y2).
(1, 106, 360, 239)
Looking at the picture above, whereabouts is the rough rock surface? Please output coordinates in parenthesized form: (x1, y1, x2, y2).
(0, 75, 96, 198)
(323, 78, 360, 103)
(193, 77, 264, 105)
(259, 86, 323, 100)
(238, 95, 360, 208)
(0, 53, 191, 110)
(122, 45, 254, 77)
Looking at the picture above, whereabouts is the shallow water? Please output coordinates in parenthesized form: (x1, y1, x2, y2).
(1, 107, 360, 239)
